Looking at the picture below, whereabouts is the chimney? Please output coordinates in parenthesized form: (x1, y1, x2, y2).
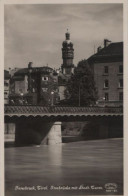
(97, 46, 102, 53)
(28, 62, 33, 69)
(104, 39, 111, 47)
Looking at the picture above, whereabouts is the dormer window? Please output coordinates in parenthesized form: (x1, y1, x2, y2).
(42, 76, 48, 81)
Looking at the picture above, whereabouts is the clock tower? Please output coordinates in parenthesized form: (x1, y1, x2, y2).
(61, 30, 74, 76)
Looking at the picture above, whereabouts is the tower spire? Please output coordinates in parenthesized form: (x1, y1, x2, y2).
(62, 30, 74, 76)
(65, 29, 70, 40)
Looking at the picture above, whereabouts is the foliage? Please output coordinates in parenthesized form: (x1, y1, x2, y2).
(64, 59, 98, 106)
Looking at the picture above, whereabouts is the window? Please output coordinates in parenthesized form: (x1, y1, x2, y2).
(105, 93, 109, 101)
(104, 66, 108, 74)
(119, 65, 123, 73)
(32, 88, 35, 93)
(119, 92, 123, 101)
(53, 79, 57, 83)
(4, 82, 8, 86)
(42, 77, 48, 81)
(42, 88, 48, 92)
(19, 89, 23, 93)
(104, 80, 109, 88)
(119, 79, 123, 88)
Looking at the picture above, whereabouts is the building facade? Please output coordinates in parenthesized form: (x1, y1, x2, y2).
(9, 62, 59, 105)
(88, 41, 123, 107)
(4, 70, 11, 104)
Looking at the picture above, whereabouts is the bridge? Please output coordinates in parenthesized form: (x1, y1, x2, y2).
(5, 105, 123, 117)
(4, 106, 123, 146)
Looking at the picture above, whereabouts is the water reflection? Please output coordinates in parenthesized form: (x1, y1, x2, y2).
(5, 139, 123, 196)
(48, 144, 62, 166)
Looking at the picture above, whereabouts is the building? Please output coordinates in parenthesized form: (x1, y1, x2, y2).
(87, 40, 123, 107)
(6, 33, 123, 107)
(4, 70, 11, 104)
(58, 30, 75, 101)
(61, 30, 75, 76)
(9, 67, 20, 77)
(9, 62, 59, 105)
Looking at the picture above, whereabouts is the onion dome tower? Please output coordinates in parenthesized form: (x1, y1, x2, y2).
(61, 29, 74, 76)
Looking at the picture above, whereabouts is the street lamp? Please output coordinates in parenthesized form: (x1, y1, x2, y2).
(51, 91, 54, 106)
(78, 78, 83, 107)
(20, 93, 24, 105)
(78, 82, 81, 107)
(28, 62, 33, 93)
(102, 97, 105, 107)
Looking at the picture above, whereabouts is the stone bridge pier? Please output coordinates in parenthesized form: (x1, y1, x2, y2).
(47, 122, 62, 145)
(5, 117, 62, 146)
(5, 115, 123, 147)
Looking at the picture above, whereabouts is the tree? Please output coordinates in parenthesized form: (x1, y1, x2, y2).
(64, 59, 98, 106)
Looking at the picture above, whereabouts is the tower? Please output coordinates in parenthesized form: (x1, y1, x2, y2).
(61, 30, 74, 76)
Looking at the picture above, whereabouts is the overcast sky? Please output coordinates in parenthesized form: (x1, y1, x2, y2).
(4, 4, 123, 70)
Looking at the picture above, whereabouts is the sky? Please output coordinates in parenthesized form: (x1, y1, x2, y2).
(4, 4, 123, 70)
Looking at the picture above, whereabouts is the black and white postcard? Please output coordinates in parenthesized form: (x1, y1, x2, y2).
(0, 0, 128, 196)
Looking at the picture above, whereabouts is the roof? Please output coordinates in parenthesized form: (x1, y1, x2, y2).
(95, 42, 123, 56)
(88, 42, 123, 64)
(14, 66, 54, 76)
(15, 68, 28, 75)
(12, 75, 25, 81)
(4, 106, 123, 117)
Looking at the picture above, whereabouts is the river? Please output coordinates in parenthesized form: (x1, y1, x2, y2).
(5, 138, 123, 196)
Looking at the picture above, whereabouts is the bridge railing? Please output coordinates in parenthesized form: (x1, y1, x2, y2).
(4, 105, 123, 116)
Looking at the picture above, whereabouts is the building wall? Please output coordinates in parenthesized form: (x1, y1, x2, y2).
(39, 72, 59, 105)
(14, 75, 28, 94)
(94, 61, 123, 106)
(4, 79, 10, 104)
(9, 67, 59, 105)
(59, 85, 66, 100)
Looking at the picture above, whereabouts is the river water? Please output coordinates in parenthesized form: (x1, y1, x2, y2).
(5, 138, 123, 196)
